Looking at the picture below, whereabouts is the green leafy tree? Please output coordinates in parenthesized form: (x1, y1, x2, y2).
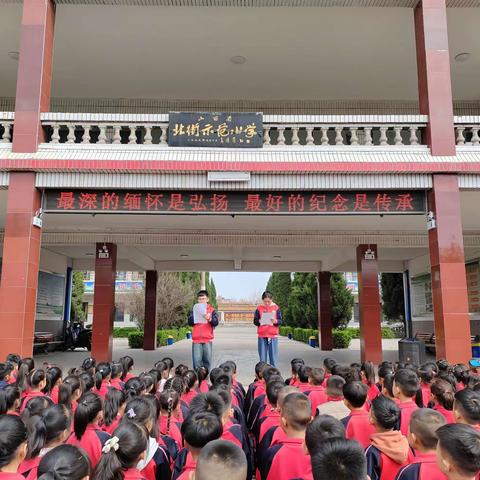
(331, 273, 354, 328)
(70, 271, 86, 322)
(207, 274, 218, 309)
(266, 273, 292, 315)
(381, 273, 405, 321)
(284, 273, 318, 328)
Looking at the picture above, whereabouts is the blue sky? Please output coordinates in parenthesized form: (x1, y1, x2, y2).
(211, 272, 271, 301)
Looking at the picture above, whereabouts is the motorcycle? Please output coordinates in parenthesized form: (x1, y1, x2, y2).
(64, 321, 92, 351)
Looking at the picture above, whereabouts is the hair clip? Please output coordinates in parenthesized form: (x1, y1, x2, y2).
(126, 408, 136, 419)
(102, 436, 120, 454)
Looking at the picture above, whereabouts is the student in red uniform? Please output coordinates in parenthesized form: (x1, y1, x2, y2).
(453, 389, 480, 429)
(253, 291, 282, 368)
(173, 412, 223, 480)
(188, 290, 219, 372)
(417, 365, 435, 408)
(436, 423, 480, 480)
(306, 368, 328, 416)
(341, 381, 376, 448)
(19, 404, 71, 479)
(317, 375, 349, 420)
(45, 366, 63, 404)
(195, 439, 248, 480)
(393, 369, 420, 435)
(16, 357, 35, 397)
(256, 381, 284, 443)
(20, 397, 53, 425)
(0, 415, 27, 479)
(20, 370, 47, 412)
(92, 421, 149, 480)
(395, 409, 447, 480)
(0, 363, 14, 390)
(361, 361, 380, 402)
(5, 355, 21, 385)
(311, 438, 367, 480)
(110, 363, 124, 391)
(286, 358, 304, 387)
(94, 363, 112, 400)
(297, 366, 313, 393)
(120, 356, 136, 383)
(196, 367, 210, 394)
(260, 392, 313, 480)
(0, 386, 21, 415)
(102, 387, 126, 435)
(430, 379, 456, 424)
(122, 397, 171, 480)
(36, 444, 90, 480)
(158, 389, 183, 449)
(67, 391, 110, 469)
(181, 370, 199, 406)
(58, 375, 83, 415)
(305, 414, 346, 457)
(365, 395, 414, 480)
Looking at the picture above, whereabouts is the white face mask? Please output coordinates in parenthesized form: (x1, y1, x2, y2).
(136, 437, 158, 471)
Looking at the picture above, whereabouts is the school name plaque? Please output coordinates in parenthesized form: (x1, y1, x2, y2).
(46, 190, 426, 215)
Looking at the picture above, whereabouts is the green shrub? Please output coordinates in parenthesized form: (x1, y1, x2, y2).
(128, 331, 144, 348)
(279, 326, 293, 337)
(332, 329, 352, 349)
(381, 327, 396, 339)
(113, 327, 140, 338)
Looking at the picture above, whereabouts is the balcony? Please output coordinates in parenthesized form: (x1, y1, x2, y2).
(37, 113, 427, 148)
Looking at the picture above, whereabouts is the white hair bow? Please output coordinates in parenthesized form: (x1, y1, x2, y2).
(102, 436, 120, 454)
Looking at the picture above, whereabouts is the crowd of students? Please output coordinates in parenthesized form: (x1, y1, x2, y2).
(0, 352, 479, 480)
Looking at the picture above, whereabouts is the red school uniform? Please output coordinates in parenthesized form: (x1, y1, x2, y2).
(110, 378, 124, 390)
(189, 304, 218, 343)
(306, 386, 328, 416)
(198, 381, 209, 393)
(66, 424, 111, 469)
(0, 474, 25, 479)
(102, 414, 121, 435)
(260, 437, 313, 480)
(20, 391, 45, 412)
(123, 468, 147, 480)
(18, 457, 41, 479)
(139, 438, 171, 480)
(341, 409, 377, 449)
(258, 409, 281, 443)
(420, 384, 431, 407)
(366, 383, 381, 402)
(398, 400, 419, 436)
(96, 380, 110, 400)
(254, 304, 281, 339)
(172, 449, 196, 480)
(433, 404, 455, 424)
(395, 452, 448, 480)
(159, 414, 183, 449)
(124, 372, 135, 383)
(221, 420, 243, 448)
(180, 390, 198, 406)
(50, 385, 59, 404)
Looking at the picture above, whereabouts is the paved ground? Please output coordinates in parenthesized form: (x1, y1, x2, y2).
(35, 324, 406, 386)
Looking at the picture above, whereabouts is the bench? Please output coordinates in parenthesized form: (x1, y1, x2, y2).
(415, 332, 478, 355)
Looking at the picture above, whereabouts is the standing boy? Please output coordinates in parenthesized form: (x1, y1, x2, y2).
(253, 291, 282, 367)
(393, 369, 420, 436)
(188, 290, 219, 371)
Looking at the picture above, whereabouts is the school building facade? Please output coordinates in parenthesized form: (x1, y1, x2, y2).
(1, 0, 480, 364)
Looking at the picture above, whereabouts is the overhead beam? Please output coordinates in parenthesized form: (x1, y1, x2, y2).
(154, 260, 322, 272)
(117, 246, 155, 271)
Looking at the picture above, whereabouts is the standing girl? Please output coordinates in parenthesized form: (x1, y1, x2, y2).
(95, 363, 112, 400)
(20, 370, 47, 412)
(37, 445, 90, 480)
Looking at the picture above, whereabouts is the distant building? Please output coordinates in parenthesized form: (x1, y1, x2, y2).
(217, 297, 257, 324)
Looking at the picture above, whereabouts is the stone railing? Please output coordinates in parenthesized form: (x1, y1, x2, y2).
(0, 113, 14, 143)
(40, 113, 428, 147)
(455, 117, 480, 145)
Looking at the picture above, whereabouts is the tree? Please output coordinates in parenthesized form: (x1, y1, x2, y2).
(207, 274, 218, 309)
(122, 287, 145, 328)
(157, 272, 194, 328)
(331, 273, 354, 328)
(381, 273, 405, 321)
(70, 271, 86, 322)
(284, 273, 318, 328)
(266, 273, 292, 314)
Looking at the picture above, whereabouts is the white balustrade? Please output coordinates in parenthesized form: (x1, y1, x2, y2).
(1, 123, 12, 143)
(455, 124, 480, 146)
(40, 117, 427, 147)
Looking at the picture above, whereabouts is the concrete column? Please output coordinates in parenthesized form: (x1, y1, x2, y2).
(428, 175, 471, 363)
(91, 243, 117, 362)
(143, 270, 158, 351)
(13, 0, 56, 153)
(317, 272, 333, 351)
(0, 172, 42, 358)
(356, 245, 383, 364)
(414, 0, 455, 156)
